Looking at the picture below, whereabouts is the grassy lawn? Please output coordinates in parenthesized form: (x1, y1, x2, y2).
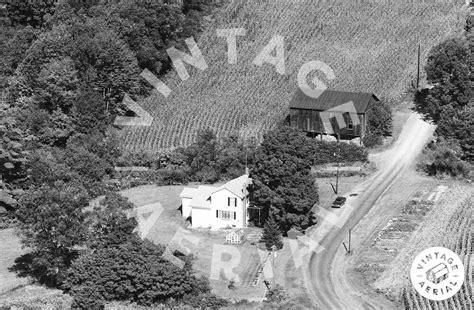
(0, 229, 30, 294)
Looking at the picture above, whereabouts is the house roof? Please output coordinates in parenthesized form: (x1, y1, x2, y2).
(180, 174, 252, 210)
(289, 88, 379, 113)
(179, 187, 196, 198)
(211, 174, 253, 199)
(189, 185, 218, 209)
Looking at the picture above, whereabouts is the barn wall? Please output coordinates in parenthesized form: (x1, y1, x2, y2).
(289, 108, 364, 137)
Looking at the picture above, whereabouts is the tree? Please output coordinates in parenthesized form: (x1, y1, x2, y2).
(0, 26, 37, 78)
(87, 192, 137, 249)
(0, 106, 31, 185)
(63, 143, 112, 183)
(414, 38, 472, 123)
(262, 284, 298, 309)
(25, 107, 74, 147)
(63, 237, 212, 308)
(2, 0, 56, 28)
(26, 147, 78, 187)
(68, 21, 142, 109)
(418, 138, 468, 177)
(181, 128, 220, 182)
(70, 91, 109, 134)
(34, 56, 79, 113)
(365, 98, 392, 147)
(414, 24, 473, 162)
(435, 106, 473, 161)
(104, 1, 194, 75)
(261, 212, 283, 250)
(217, 134, 257, 179)
(250, 127, 318, 232)
(6, 24, 73, 104)
(15, 184, 90, 286)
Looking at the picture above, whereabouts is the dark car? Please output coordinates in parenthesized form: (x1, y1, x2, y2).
(331, 196, 347, 208)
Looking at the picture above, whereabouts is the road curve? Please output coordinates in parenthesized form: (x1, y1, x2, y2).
(304, 112, 435, 310)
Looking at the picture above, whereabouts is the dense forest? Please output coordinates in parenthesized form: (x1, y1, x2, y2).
(0, 1, 233, 307)
(0, 0, 218, 207)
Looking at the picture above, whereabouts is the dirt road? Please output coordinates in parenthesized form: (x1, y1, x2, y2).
(304, 112, 435, 309)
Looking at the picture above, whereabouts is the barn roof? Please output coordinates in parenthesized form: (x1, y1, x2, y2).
(289, 88, 379, 113)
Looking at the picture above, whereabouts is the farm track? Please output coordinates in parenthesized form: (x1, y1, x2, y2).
(305, 112, 435, 309)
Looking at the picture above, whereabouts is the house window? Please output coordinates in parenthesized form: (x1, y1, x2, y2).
(217, 210, 235, 220)
(228, 197, 237, 207)
(348, 119, 353, 130)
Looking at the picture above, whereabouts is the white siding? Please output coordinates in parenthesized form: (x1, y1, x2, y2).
(182, 197, 192, 218)
(210, 189, 247, 229)
(191, 208, 212, 229)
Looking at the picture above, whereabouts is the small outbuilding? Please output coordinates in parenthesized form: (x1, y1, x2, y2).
(226, 230, 245, 244)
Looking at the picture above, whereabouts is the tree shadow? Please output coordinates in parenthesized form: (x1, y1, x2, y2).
(8, 252, 37, 279)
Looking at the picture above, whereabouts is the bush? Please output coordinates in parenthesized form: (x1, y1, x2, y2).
(418, 139, 469, 177)
(261, 214, 283, 250)
(309, 140, 368, 165)
(158, 168, 189, 185)
(367, 99, 393, 136)
(0, 290, 72, 309)
(363, 132, 384, 148)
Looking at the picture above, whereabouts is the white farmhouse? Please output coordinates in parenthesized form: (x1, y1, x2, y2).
(179, 174, 252, 230)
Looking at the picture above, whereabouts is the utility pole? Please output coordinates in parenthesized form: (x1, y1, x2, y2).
(348, 228, 351, 254)
(343, 220, 352, 255)
(330, 139, 341, 195)
(343, 228, 352, 255)
(336, 144, 340, 195)
(417, 44, 421, 89)
(271, 245, 277, 287)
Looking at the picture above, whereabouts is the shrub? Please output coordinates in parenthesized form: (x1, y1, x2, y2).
(367, 99, 393, 137)
(363, 132, 384, 148)
(261, 214, 283, 250)
(158, 168, 189, 185)
(418, 139, 469, 177)
(311, 140, 368, 164)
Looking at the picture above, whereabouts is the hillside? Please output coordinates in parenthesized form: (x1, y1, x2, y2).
(120, 0, 467, 151)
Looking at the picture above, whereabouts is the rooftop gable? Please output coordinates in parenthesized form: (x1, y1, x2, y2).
(211, 174, 252, 199)
(289, 88, 379, 113)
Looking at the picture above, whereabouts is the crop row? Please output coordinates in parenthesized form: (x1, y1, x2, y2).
(402, 199, 473, 310)
(119, 0, 467, 152)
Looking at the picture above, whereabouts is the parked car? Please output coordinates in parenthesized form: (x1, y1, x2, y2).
(331, 196, 347, 208)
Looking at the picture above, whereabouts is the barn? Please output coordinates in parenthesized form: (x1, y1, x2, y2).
(288, 89, 380, 144)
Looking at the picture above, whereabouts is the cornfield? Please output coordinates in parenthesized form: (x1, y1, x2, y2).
(402, 198, 473, 309)
(120, 0, 467, 152)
